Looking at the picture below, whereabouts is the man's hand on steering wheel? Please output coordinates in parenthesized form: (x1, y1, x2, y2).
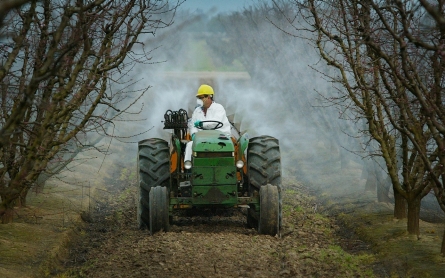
(194, 120, 223, 130)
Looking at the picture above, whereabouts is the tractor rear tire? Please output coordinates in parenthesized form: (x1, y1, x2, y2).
(247, 136, 282, 233)
(137, 138, 170, 230)
(259, 184, 280, 236)
(149, 186, 170, 234)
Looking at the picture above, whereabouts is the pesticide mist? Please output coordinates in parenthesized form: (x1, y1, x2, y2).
(78, 2, 442, 219)
(34, 4, 445, 277)
(99, 4, 370, 202)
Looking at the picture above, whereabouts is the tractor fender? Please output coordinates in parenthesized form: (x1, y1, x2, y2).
(172, 135, 181, 154)
(170, 135, 182, 173)
(237, 133, 249, 161)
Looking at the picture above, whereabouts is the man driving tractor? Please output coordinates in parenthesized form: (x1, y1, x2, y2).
(138, 83, 281, 236)
(184, 84, 231, 162)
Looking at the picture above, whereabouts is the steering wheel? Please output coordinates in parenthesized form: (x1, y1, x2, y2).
(197, 120, 223, 130)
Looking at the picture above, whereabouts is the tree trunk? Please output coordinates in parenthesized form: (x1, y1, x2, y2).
(0, 202, 14, 224)
(18, 189, 28, 207)
(441, 228, 445, 255)
(377, 176, 392, 203)
(360, 167, 367, 179)
(407, 195, 421, 236)
(393, 188, 406, 219)
(35, 172, 50, 193)
(340, 148, 349, 170)
(364, 169, 376, 192)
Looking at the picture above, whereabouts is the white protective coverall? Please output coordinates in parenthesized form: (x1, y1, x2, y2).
(184, 102, 231, 162)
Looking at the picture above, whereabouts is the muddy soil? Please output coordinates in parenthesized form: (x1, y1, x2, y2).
(59, 177, 377, 278)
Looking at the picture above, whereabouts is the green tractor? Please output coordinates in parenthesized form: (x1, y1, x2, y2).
(137, 109, 282, 236)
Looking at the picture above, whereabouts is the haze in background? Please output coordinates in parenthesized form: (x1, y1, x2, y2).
(127, 5, 351, 172)
(114, 3, 340, 160)
(39, 0, 443, 238)
(72, 1, 368, 203)
(180, 0, 262, 13)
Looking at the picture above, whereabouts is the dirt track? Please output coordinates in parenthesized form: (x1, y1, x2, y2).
(62, 177, 376, 278)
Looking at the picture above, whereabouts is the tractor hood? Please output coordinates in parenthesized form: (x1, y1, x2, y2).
(193, 130, 234, 152)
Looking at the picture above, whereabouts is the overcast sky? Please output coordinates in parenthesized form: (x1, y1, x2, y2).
(179, 0, 261, 13)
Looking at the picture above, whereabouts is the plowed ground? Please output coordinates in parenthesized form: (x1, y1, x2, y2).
(60, 176, 377, 278)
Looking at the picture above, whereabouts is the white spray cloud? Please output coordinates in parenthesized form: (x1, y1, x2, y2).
(100, 6, 367, 197)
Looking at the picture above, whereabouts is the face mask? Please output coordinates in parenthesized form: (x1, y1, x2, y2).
(196, 98, 204, 107)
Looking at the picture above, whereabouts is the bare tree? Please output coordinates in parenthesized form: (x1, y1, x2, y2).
(209, 4, 366, 171)
(0, 0, 177, 223)
(288, 0, 445, 250)
(0, 0, 32, 29)
(418, 0, 445, 31)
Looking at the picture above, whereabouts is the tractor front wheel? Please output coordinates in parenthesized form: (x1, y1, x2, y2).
(149, 186, 170, 234)
(137, 138, 170, 231)
(259, 184, 280, 236)
(246, 136, 282, 234)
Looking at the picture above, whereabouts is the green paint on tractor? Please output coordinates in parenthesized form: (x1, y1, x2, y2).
(137, 109, 282, 236)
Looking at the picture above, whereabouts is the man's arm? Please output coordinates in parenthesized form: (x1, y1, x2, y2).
(189, 108, 199, 136)
(214, 104, 231, 135)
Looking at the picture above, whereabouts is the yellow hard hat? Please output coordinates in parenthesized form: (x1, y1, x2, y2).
(196, 84, 214, 96)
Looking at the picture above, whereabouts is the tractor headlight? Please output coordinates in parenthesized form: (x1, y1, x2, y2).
(236, 160, 244, 169)
(184, 160, 192, 169)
